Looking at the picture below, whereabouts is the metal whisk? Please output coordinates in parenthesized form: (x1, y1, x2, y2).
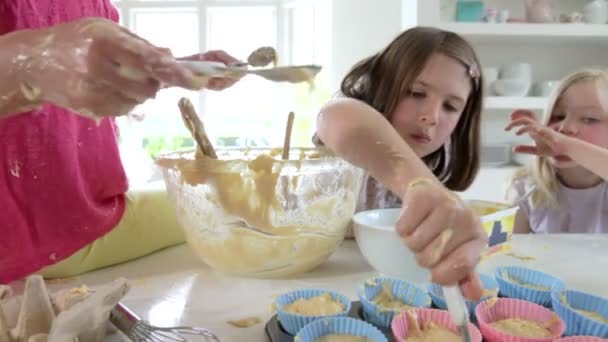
(110, 302, 220, 342)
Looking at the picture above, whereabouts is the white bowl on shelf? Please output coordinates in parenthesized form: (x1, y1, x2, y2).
(499, 62, 532, 81)
(492, 78, 531, 97)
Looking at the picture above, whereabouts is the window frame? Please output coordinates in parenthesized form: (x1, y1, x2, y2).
(112, 0, 295, 122)
(111, 0, 329, 165)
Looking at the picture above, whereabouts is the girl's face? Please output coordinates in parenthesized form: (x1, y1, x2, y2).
(549, 80, 608, 169)
(390, 53, 472, 157)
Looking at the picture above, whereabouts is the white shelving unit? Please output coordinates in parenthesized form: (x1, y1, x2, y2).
(437, 23, 608, 45)
(413, 0, 608, 146)
(485, 96, 548, 110)
(409, 0, 608, 197)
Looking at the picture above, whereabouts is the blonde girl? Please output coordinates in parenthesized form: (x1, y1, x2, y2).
(506, 68, 608, 234)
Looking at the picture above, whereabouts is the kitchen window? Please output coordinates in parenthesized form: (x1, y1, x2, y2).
(110, 0, 332, 182)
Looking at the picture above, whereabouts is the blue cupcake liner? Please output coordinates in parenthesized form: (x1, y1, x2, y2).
(295, 316, 387, 342)
(551, 289, 608, 337)
(357, 276, 431, 328)
(495, 266, 565, 307)
(275, 288, 351, 335)
(427, 273, 499, 320)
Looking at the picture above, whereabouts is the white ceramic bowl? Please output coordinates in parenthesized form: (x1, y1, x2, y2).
(499, 62, 532, 81)
(352, 208, 430, 285)
(492, 78, 531, 97)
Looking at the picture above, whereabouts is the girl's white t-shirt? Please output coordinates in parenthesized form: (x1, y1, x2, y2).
(513, 177, 608, 233)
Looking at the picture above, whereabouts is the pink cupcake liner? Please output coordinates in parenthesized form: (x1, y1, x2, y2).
(391, 308, 482, 342)
(554, 337, 608, 342)
(475, 297, 566, 342)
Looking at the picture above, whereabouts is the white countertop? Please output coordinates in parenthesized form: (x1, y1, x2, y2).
(77, 241, 376, 342)
(60, 235, 608, 342)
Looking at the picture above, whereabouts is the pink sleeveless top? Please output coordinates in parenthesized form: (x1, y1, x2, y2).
(0, 1, 127, 283)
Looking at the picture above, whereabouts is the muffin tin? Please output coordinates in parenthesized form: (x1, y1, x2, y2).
(265, 301, 395, 342)
(357, 277, 431, 328)
(264, 269, 608, 341)
(274, 289, 352, 335)
(295, 317, 388, 342)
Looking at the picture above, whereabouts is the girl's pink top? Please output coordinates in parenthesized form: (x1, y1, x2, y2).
(0, 0, 127, 282)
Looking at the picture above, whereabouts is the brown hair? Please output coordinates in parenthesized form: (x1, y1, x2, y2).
(334, 26, 483, 191)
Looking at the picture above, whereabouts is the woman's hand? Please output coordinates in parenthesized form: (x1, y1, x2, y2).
(396, 178, 488, 300)
(178, 50, 242, 91)
(6, 17, 206, 118)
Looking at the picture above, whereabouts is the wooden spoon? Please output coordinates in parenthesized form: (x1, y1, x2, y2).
(282, 111, 295, 160)
(281, 112, 299, 210)
(178, 98, 217, 159)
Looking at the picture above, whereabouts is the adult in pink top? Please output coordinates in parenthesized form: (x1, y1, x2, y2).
(0, 1, 238, 283)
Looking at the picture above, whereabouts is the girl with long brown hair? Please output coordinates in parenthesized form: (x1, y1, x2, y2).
(316, 27, 487, 298)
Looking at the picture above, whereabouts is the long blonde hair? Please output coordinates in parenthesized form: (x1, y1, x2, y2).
(519, 68, 608, 207)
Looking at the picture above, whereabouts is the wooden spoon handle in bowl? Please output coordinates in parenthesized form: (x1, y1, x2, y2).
(282, 111, 295, 160)
(178, 97, 217, 159)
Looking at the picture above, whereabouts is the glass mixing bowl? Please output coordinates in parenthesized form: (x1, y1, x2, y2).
(155, 147, 364, 278)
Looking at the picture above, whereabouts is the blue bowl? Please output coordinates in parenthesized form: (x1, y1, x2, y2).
(295, 316, 387, 342)
(495, 266, 565, 307)
(427, 273, 499, 320)
(552, 289, 608, 337)
(357, 276, 431, 328)
(275, 288, 351, 335)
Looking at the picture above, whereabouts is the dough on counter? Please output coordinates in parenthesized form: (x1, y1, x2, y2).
(227, 316, 262, 328)
(284, 293, 345, 316)
(371, 284, 411, 311)
(505, 252, 536, 261)
(490, 318, 552, 338)
(314, 335, 371, 342)
(575, 309, 608, 324)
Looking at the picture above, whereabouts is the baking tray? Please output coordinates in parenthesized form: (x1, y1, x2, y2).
(264, 301, 396, 342)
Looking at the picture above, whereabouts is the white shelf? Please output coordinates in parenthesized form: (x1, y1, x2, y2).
(484, 96, 548, 110)
(437, 23, 608, 45)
